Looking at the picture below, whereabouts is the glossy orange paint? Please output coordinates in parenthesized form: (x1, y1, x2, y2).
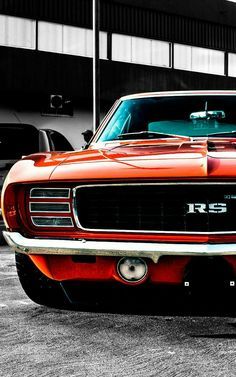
(4, 138, 236, 186)
(29, 255, 54, 279)
(29, 254, 192, 284)
(4, 139, 236, 244)
(3, 140, 236, 236)
(28, 253, 236, 284)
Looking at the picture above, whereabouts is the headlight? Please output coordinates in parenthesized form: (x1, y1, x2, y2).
(29, 187, 74, 228)
(117, 257, 148, 283)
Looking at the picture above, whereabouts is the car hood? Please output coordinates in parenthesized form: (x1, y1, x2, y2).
(4, 152, 69, 185)
(5, 139, 236, 185)
(49, 138, 236, 181)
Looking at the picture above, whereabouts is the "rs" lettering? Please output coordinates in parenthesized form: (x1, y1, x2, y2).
(186, 203, 227, 214)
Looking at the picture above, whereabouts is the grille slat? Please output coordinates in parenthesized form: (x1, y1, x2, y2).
(75, 184, 236, 233)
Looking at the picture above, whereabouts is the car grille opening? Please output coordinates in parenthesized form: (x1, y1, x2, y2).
(74, 183, 236, 233)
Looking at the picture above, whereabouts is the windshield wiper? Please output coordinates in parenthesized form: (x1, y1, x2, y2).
(117, 131, 187, 140)
(208, 131, 236, 137)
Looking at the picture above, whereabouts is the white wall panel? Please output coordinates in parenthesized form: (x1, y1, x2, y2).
(174, 44, 192, 71)
(174, 44, 224, 75)
(112, 33, 170, 67)
(63, 26, 89, 56)
(38, 22, 63, 53)
(208, 49, 224, 75)
(191, 46, 210, 73)
(0, 14, 35, 49)
(39, 22, 107, 59)
(228, 53, 236, 77)
(99, 32, 108, 59)
(151, 40, 170, 67)
(112, 34, 132, 62)
(132, 36, 152, 65)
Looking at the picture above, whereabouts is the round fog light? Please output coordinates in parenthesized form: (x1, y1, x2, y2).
(117, 257, 147, 283)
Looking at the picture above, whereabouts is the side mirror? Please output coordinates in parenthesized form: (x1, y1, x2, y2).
(82, 129, 93, 144)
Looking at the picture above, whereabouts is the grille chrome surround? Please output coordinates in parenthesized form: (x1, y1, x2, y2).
(30, 188, 70, 199)
(29, 202, 71, 213)
(31, 216, 73, 227)
(73, 182, 236, 235)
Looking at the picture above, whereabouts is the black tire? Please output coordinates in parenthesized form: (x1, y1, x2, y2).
(0, 232, 5, 246)
(15, 252, 69, 308)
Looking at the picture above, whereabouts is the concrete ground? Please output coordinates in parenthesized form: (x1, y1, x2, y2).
(0, 245, 236, 377)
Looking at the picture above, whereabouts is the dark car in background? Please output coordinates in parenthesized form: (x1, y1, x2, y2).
(0, 123, 74, 243)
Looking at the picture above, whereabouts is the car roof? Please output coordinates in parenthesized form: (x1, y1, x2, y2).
(0, 123, 38, 131)
(120, 90, 236, 101)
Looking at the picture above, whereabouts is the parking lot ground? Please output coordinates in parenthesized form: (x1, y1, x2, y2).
(0, 245, 236, 377)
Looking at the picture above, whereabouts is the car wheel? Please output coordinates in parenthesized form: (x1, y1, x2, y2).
(15, 252, 69, 309)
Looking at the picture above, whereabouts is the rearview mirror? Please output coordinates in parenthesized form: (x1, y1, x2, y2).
(190, 110, 225, 121)
(82, 129, 93, 144)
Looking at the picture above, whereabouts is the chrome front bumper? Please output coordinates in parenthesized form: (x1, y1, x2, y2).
(3, 231, 236, 263)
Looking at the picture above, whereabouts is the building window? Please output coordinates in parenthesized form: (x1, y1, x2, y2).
(38, 22, 107, 59)
(112, 34, 132, 63)
(0, 14, 36, 50)
(228, 53, 236, 77)
(151, 40, 171, 68)
(38, 22, 63, 53)
(174, 44, 225, 75)
(132, 36, 152, 65)
(112, 33, 171, 68)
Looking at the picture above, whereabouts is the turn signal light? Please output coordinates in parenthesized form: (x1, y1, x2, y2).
(2, 184, 19, 230)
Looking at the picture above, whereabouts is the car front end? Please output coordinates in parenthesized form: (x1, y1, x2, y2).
(2, 91, 236, 307)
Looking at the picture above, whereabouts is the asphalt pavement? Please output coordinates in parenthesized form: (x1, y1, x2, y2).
(0, 245, 236, 377)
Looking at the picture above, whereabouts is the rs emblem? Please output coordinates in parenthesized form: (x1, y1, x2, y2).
(186, 203, 227, 214)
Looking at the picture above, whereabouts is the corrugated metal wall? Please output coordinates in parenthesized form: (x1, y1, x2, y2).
(1, 0, 236, 109)
(0, 46, 93, 100)
(1, 45, 236, 106)
(0, 0, 91, 27)
(0, 0, 236, 52)
(100, 60, 236, 103)
(103, 3, 236, 52)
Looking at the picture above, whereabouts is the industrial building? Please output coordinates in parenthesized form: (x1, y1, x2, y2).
(1, 0, 236, 148)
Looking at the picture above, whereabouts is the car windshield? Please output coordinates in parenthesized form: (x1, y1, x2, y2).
(97, 95, 236, 142)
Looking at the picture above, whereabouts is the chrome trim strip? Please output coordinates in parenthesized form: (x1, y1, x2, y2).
(4, 231, 236, 263)
(72, 182, 236, 235)
(29, 202, 71, 213)
(31, 216, 73, 227)
(30, 187, 70, 199)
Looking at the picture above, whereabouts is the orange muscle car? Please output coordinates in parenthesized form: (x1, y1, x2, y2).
(2, 90, 236, 307)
